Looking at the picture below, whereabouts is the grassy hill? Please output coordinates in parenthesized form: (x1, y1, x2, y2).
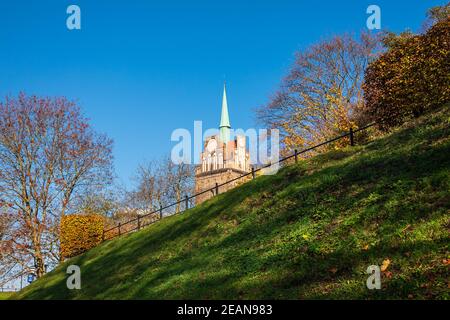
(0, 292, 14, 300)
(12, 107, 450, 300)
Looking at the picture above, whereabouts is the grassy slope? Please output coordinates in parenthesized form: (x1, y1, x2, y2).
(0, 292, 14, 300)
(13, 107, 450, 300)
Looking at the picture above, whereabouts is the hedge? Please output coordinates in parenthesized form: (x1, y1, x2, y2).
(363, 18, 450, 130)
(60, 214, 105, 259)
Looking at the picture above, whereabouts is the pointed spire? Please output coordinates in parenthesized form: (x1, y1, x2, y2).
(220, 83, 230, 128)
(219, 82, 231, 143)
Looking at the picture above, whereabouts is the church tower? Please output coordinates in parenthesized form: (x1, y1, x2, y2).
(194, 84, 251, 204)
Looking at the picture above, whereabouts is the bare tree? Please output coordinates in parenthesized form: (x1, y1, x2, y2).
(257, 33, 381, 155)
(0, 93, 113, 279)
(129, 156, 194, 215)
(75, 189, 120, 218)
(128, 160, 160, 210)
(165, 158, 194, 213)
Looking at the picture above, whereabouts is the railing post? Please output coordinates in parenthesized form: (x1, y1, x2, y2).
(215, 183, 219, 195)
(350, 127, 354, 146)
(159, 205, 163, 219)
(252, 166, 256, 179)
(185, 195, 189, 210)
(118, 223, 121, 236)
(137, 215, 141, 230)
(294, 149, 298, 163)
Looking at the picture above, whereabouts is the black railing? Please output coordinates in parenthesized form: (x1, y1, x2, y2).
(103, 123, 377, 241)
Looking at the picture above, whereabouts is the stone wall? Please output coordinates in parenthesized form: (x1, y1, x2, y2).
(194, 168, 251, 205)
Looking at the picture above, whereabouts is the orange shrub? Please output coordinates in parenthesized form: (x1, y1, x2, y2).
(60, 214, 105, 259)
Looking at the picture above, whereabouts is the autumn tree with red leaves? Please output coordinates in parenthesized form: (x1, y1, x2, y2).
(0, 93, 113, 281)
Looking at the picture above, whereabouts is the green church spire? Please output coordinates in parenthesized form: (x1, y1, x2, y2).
(219, 83, 231, 143)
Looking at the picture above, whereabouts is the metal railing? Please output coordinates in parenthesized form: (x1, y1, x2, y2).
(103, 123, 377, 241)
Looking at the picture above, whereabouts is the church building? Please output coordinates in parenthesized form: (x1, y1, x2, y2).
(194, 84, 251, 204)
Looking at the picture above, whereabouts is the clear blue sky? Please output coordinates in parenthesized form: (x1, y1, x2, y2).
(0, 0, 445, 188)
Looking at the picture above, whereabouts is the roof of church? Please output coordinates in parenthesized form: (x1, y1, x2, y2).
(220, 83, 231, 129)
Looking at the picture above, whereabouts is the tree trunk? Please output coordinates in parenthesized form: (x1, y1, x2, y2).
(34, 251, 45, 278)
(32, 235, 45, 278)
(175, 188, 181, 213)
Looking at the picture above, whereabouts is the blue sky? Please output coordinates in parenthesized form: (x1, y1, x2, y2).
(0, 0, 445, 188)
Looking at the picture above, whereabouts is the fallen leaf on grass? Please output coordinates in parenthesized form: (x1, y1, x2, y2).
(381, 259, 391, 272)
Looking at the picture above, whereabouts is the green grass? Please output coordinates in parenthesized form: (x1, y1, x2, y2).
(12, 107, 450, 300)
(0, 292, 14, 300)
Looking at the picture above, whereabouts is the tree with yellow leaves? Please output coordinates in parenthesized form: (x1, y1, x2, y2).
(257, 33, 380, 156)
